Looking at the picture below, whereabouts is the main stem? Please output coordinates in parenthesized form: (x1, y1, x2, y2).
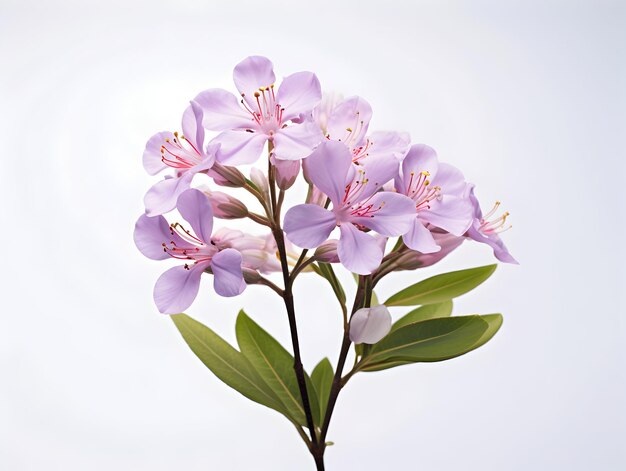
(267, 156, 320, 461)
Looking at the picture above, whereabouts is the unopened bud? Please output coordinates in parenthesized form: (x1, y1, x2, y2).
(250, 167, 270, 200)
(209, 162, 247, 188)
(349, 305, 392, 344)
(306, 184, 327, 206)
(271, 155, 300, 190)
(314, 239, 340, 263)
(204, 190, 248, 219)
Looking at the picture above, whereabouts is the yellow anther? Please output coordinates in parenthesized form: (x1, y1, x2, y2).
(421, 171, 430, 177)
(174, 131, 179, 137)
(424, 180, 430, 186)
(254, 91, 261, 97)
(346, 127, 353, 132)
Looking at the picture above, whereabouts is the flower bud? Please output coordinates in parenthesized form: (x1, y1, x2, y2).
(209, 162, 247, 188)
(271, 155, 300, 190)
(306, 184, 327, 206)
(250, 167, 270, 201)
(396, 232, 465, 271)
(242, 267, 262, 284)
(349, 305, 392, 344)
(314, 239, 340, 263)
(204, 190, 248, 219)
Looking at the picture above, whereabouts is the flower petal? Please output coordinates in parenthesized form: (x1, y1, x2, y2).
(212, 130, 267, 165)
(326, 96, 372, 148)
(356, 154, 401, 200)
(402, 218, 441, 253)
(134, 214, 172, 260)
(272, 121, 323, 161)
(176, 188, 214, 243)
(366, 131, 411, 161)
(349, 305, 392, 344)
(233, 56, 276, 108)
(303, 140, 352, 206)
(144, 172, 194, 216)
(277, 71, 322, 121)
(422, 195, 473, 236)
(398, 144, 439, 194)
(352, 191, 415, 236)
(153, 263, 207, 314)
(211, 248, 246, 297)
(337, 224, 383, 274)
(283, 204, 337, 249)
(467, 223, 518, 264)
(193, 88, 254, 131)
(181, 101, 205, 152)
(431, 163, 467, 198)
(143, 131, 173, 176)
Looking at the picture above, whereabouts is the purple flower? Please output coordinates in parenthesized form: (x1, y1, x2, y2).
(134, 189, 245, 314)
(318, 95, 410, 164)
(395, 144, 474, 253)
(284, 141, 415, 274)
(396, 229, 466, 271)
(194, 56, 323, 165)
(142, 102, 216, 216)
(466, 185, 518, 264)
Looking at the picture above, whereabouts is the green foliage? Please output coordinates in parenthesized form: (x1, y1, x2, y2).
(384, 265, 497, 307)
(390, 301, 453, 332)
(314, 262, 346, 305)
(235, 311, 320, 427)
(311, 358, 334, 425)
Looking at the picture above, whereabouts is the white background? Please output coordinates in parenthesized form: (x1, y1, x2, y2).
(1, 0, 625, 469)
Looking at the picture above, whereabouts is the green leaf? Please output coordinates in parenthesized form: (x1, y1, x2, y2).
(315, 262, 346, 305)
(311, 358, 334, 425)
(359, 315, 490, 371)
(391, 301, 453, 332)
(384, 265, 497, 307)
(171, 314, 287, 416)
(470, 313, 503, 350)
(235, 311, 320, 427)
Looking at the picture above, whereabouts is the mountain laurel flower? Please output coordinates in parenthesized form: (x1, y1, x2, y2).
(134, 189, 246, 314)
(395, 144, 474, 254)
(349, 305, 392, 344)
(202, 189, 249, 219)
(142, 102, 216, 216)
(466, 185, 518, 264)
(194, 55, 324, 165)
(284, 141, 416, 274)
(319, 95, 411, 164)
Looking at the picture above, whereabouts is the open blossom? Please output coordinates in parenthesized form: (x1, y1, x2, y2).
(142, 102, 216, 216)
(395, 144, 474, 253)
(349, 305, 392, 344)
(194, 55, 323, 165)
(466, 185, 517, 264)
(318, 95, 410, 164)
(284, 141, 415, 274)
(134, 189, 245, 314)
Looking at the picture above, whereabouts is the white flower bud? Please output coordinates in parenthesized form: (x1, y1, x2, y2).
(349, 305, 392, 344)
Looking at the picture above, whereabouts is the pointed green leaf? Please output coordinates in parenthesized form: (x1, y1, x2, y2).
(360, 315, 489, 371)
(384, 265, 497, 307)
(235, 311, 320, 427)
(171, 314, 287, 416)
(470, 313, 503, 349)
(311, 358, 334, 425)
(391, 301, 454, 332)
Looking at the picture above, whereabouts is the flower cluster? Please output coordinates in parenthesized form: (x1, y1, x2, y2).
(134, 55, 516, 317)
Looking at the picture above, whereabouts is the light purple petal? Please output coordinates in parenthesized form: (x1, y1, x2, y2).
(134, 214, 172, 260)
(272, 121, 323, 161)
(431, 163, 467, 198)
(212, 130, 267, 165)
(153, 263, 208, 314)
(399, 144, 439, 194)
(211, 248, 246, 297)
(176, 189, 214, 243)
(193, 88, 253, 131)
(403, 218, 441, 253)
(283, 204, 337, 249)
(349, 305, 392, 344)
(421, 195, 473, 236)
(366, 131, 411, 161)
(351, 191, 415, 236)
(276, 71, 322, 122)
(233, 56, 276, 108)
(304, 140, 352, 206)
(337, 224, 383, 274)
(467, 223, 518, 264)
(356, 154, 401, 200)
(326, 96, 372, 148)
(181, 101, 205, 153)
(143, 131, 173, 176)
(144, 172, 194, 217)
